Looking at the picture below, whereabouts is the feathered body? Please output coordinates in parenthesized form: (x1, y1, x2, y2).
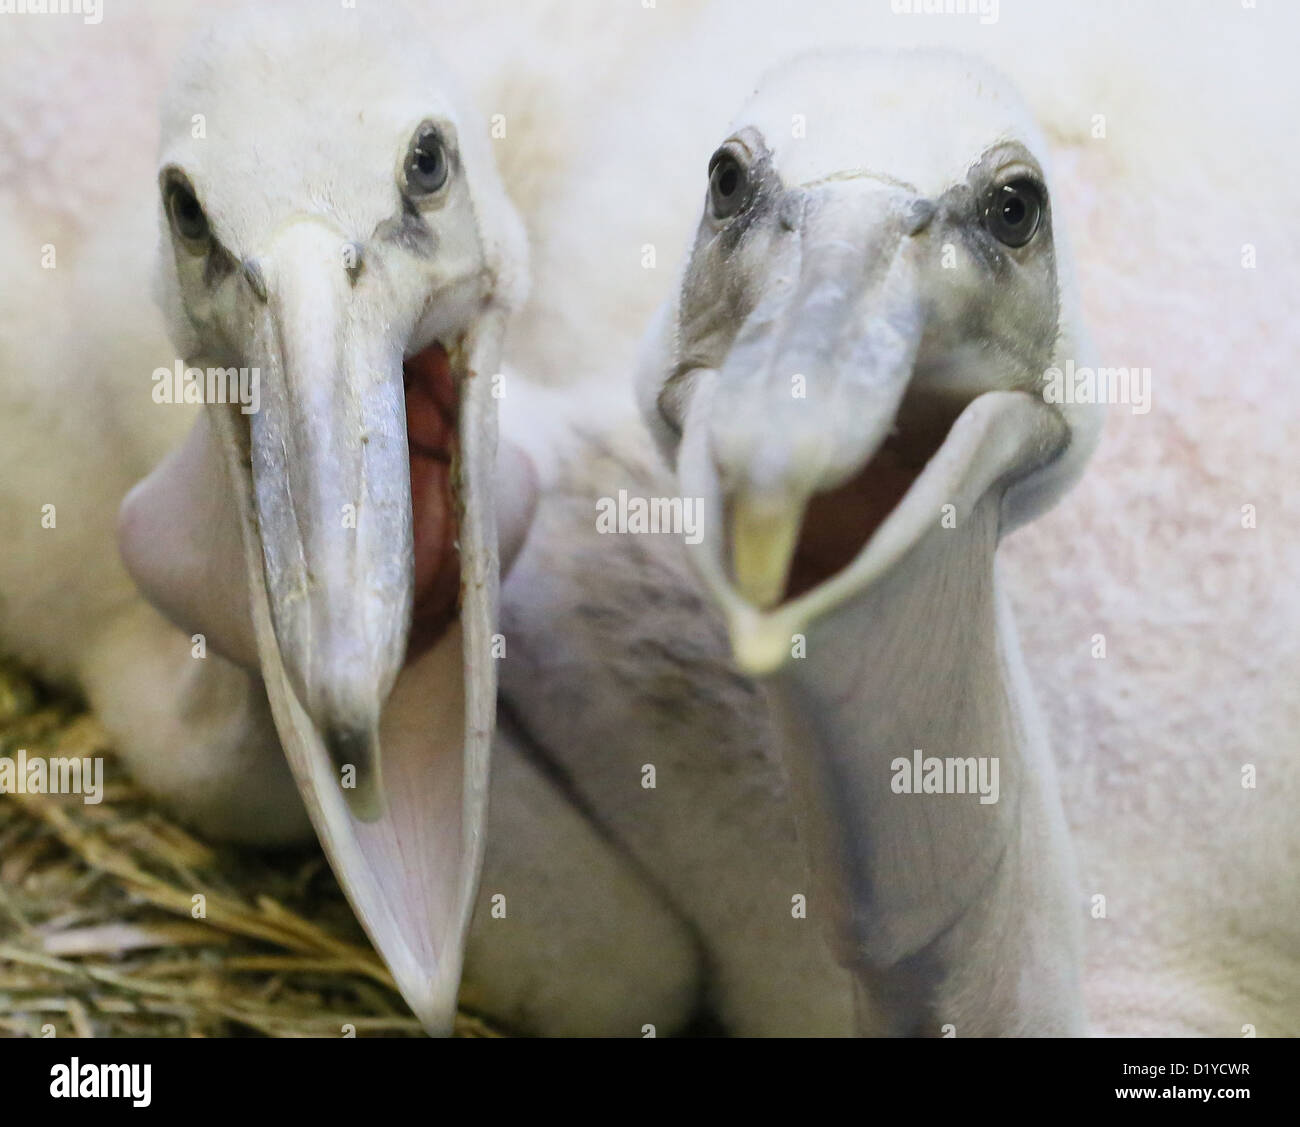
(502, 0, 1300, 1035)
(0, 0, 1295, 1035)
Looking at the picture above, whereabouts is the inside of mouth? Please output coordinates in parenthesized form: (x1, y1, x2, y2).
(403, 340, 461, 660)
(781, 390, 965, 604)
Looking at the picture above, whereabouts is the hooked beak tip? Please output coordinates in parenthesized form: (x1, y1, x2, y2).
(731, 613, 799, 678)
(729, 489, 806, 611)
(321, 721, 385, 822)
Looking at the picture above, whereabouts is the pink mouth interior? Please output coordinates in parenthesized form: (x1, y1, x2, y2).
(403, 341, 460, 660)
(782, 394, 962, 604)
(783, 440, 922, 603)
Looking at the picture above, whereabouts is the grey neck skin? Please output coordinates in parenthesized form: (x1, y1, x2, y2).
(763, 496, 1084, 1036)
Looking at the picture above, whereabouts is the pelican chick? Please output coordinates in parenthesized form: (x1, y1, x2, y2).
(115, 7, 522, 1035)
(57, 2, 701, 1036)
(635, 48, 1102, 1034)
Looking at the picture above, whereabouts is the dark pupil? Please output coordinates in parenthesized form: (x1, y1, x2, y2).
(1002, 195, 1026, 226)
(171, 186, 205, 238)
(417, 146, 440, 175)
(717, 164, 739, 197)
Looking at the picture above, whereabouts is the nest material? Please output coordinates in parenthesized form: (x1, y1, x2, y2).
(0, 660, 496, 1038)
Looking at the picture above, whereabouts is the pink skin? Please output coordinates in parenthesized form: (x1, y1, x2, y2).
(405, 343, 463, 660)
(118, 397, 537, 675)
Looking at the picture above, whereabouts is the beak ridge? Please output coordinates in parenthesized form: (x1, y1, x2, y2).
(208, 222, 509, 1032)
(708, 188, 928, 612)
(247, 222, 412, 819)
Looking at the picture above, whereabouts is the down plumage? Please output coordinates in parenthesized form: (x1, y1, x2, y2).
(0, 0, 1295, 1035)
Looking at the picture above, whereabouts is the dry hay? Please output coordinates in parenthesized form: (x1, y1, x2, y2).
(0, 660, 497, 1038)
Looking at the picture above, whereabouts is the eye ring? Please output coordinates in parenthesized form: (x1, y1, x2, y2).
(404, 124, 450, 196)
(984, 178, 1044, 248)
(163, 172, 210, 248)
(708, 150, 750, 220)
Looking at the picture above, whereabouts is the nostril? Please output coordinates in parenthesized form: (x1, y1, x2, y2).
(904, 198, 937, 237)
(242, 258, 269, 302)
(779, 191, 806, 232)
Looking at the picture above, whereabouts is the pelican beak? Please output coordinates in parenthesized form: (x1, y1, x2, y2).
(674, 183, 1069, 673)
(236, 225, 412, 820)
(123, 218, 510, 1035)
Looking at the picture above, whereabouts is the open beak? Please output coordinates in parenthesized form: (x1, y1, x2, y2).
(666, 180, 1079, 1032)
(240, 226, 414, 821)
(675, 184, 1068, 674)
(125, 220, 508, 1034)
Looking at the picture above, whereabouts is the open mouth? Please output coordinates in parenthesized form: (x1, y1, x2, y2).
(403, 340, 462, 662)
(748, 388, 969, 606)
(116, 240, 508, 1030)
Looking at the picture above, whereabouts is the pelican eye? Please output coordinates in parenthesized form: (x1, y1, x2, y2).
(163, 174, 210, 247)
(984, 178, 1043, 247)
(708, 151, 750, 220)
(404, 126, 449, 196)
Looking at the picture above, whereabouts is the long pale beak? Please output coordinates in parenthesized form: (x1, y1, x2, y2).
(128, 220, 508, 1035)
(705, 187, 925, 611)
(676, 186, 1068, 673)
(243, 224, 411, 820)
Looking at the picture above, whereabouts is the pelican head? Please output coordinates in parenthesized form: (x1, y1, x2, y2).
(119, 4, 526, 1032)
(639, 48, 1101, 672)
